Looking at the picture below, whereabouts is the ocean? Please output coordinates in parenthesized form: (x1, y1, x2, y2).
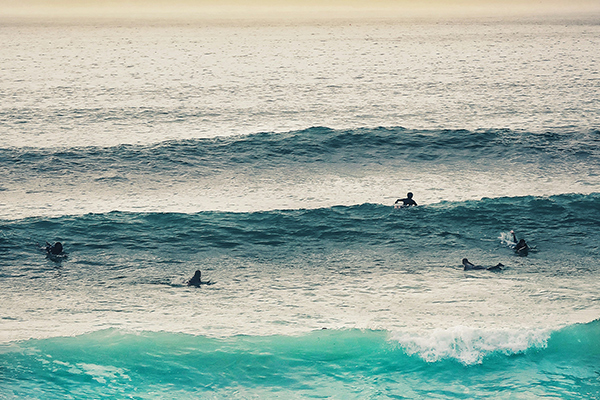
(1, 15, 599, 399)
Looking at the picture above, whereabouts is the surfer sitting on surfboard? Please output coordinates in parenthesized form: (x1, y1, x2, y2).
(187, 270, 211, 286)
(395, 192, 417, 208)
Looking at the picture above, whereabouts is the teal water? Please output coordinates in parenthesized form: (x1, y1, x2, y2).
(1, 194, 599, 398)
(1, 322, 599, 399)
(1, 17, 600, 399)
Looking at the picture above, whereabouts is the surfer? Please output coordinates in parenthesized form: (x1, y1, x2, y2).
(187, 270, 210, 286)
(462, 258, 503, 271)
(511, 230, 529, 256)
(395, 192, 417, 207)
(45, 241, 63, 255)
(44, 241, 66, 262)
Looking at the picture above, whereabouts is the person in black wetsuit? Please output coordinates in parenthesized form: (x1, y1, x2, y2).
(45, 242, 63, 255)
(187, 270, 210, 286)
(462, 258, 503, 271)
(395, 192, 417, 207)
(511, 231, 529, 256)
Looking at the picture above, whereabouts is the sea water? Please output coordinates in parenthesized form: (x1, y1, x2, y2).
(1, 16, 599, 399)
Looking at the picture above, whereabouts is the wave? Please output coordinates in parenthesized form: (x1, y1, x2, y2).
(2, 126, 599, 174)
(395, 319, 600, 365)
(2, 193, 599, 251)
(1, 321, 598, 399)
(2, 126, 599, 220)
(392, 326, 550, 365)
(2, 193, 598, 296)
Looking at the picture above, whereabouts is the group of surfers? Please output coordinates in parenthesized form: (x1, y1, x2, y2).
(42, 191, 531, 285)
(395, 192, 530, 271)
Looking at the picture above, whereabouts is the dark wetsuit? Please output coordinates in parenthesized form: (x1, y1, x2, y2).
(511, 232, 529, 256)
(515, 239, 529, 255)
(462, 258, 503, 271)
(188, 270, 202, 286)
(46, 242, 63, 255)
(396, 198, 417, 206)
(395, 193, 417, 207)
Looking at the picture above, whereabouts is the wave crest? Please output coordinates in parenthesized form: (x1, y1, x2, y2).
(391, 326, 550, 365)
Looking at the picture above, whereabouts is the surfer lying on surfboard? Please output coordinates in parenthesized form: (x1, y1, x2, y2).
(462, 258, 503, 271)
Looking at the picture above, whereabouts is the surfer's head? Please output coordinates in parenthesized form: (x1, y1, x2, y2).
(462, 258, 469, 264)
(407, 192, 413, 199)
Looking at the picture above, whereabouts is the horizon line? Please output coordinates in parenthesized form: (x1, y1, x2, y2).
(2, 0, 600, 22)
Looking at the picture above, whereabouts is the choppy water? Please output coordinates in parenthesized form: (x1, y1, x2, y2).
(1, 16, 599, 399)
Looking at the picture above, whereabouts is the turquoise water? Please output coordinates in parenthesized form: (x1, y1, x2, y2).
(2, 323, 599, 399)
(1, 17, 600, 399)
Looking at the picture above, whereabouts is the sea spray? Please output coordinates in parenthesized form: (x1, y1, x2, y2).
(390, 326, 551, 365)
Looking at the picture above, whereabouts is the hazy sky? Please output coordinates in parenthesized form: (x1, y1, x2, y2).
(2, 0, 600, 21)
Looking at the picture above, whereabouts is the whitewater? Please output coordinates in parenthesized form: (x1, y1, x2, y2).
(1, 15, 599, 399)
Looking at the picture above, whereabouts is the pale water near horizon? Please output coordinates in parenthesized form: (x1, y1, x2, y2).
(1, 16, 599, 399)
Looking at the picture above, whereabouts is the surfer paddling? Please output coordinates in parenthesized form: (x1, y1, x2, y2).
(43, 241, 66, 262)
(45, 241, 63, 255)
(462, 258, 503, 271)
(395, 192, 417, 208)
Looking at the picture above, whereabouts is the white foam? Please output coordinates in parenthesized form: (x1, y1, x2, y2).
(390, 326, 550, 365)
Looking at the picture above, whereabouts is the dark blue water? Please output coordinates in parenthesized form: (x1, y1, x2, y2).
(2, 126, 599, 176)
(2, 192, 600, 270)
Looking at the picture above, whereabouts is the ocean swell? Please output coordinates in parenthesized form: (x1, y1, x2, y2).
(1, 321, 599, 398)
